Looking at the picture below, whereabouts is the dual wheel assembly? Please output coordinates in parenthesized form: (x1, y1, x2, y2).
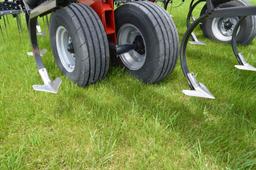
(49, 1, 179, 86)
(23, 0, 256, 99)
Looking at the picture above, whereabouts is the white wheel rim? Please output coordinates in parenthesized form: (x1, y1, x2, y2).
(56, 26, 75, 73)
(211, 17, 240, 42)
(117, 24, 147, 71)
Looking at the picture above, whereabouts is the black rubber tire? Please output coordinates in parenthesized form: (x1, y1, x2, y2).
(50, 3, 110, 86)
(201, 0, 256, 45)
(115, 1, 179, 83)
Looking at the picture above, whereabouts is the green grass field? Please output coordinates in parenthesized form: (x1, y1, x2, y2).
(1, 1, 256, 169)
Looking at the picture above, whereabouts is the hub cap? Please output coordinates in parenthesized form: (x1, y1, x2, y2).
(56, 26, 75, 72)
(212, 17, 239, 41)
(118, 24, 146, 71)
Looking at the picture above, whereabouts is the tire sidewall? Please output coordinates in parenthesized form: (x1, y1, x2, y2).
(116, 4, 163, 82)
(50, 8, 87, 82)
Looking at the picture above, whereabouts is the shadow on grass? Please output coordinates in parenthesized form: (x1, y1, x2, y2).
(52, 65, 256, 169)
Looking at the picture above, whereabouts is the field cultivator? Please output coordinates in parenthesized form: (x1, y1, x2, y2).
(0, 0, 255, 99)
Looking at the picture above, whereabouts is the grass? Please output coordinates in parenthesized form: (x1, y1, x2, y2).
(1, 1, 256, 169)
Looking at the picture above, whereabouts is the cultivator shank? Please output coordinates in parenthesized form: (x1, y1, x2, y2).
(232, 16, 256, 72)
(186, 0, 205, 45)
(180, 12, 216, 99)
(179, 0, 256, 99)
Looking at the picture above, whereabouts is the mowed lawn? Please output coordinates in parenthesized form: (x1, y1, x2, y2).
(1, 1, 256, 169)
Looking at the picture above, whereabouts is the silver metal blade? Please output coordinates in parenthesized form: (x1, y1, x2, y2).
(235, 53, 256, 72)
(182, 73, 215, 99)
(32, 68, 62, 94)
(33, 78, 62, 94)
(189, 32, 206, 45)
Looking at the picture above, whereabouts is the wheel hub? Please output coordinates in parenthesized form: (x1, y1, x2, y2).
(117, 24, 146, 71)
(134, 36, 145, 55)
(67, 38, 74, 54)
(224, 20, 233, 30)
(56, 26, 75, 73)
(212, 17, 239, 41)
(219, 17, 239, 37)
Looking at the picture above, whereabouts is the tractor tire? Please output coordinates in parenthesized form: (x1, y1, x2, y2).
(200, 0, 256, 45)
(115, 1, 179, 83)
(50, 3, 110, 86)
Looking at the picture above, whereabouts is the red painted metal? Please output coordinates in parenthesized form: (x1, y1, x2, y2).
(79, 0, 116, 43)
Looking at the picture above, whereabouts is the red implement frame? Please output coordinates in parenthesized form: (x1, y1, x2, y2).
(79, 0, 116, 43)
